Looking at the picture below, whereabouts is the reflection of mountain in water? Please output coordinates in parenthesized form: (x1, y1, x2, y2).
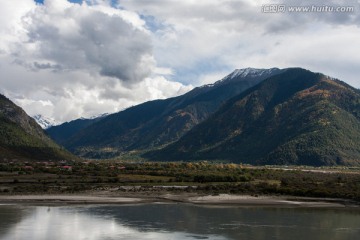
(87, 204, 360, 240)
(0, 204, 360, 240)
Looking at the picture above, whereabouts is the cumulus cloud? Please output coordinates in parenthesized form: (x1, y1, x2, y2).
(14, 0, 155, 83)
(0, 0, 193, 122)
(0, 55, 192, 122)
(121, 0, 360, 86)
(1, 0, 359, 123)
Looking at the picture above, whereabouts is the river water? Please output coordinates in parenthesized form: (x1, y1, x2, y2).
(0, 203, 359, 240)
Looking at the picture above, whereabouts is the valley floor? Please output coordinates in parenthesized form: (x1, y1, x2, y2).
(1, 161, 360, 204)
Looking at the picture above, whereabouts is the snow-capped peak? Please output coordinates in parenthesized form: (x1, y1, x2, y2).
(227, 67, 281, 79)
(90, 112, 109, 119)
(199, 67, 282, 89)
(32, 114, 59, 129)
(80, 113, 110, 120)
(208, 67, 281, 87)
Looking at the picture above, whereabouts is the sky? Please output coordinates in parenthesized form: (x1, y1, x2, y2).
(0, 0, 359, 123)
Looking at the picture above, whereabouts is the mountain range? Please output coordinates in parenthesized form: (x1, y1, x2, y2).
(47, 68, 282, 159)
(146, 68, 360, 166)
(0, 94, 75, 161)
(45, 113, 109, 146)
(4, 67, 360, 165)
(40, 67, 360, 166)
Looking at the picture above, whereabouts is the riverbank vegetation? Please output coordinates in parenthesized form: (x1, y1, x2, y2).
(0, 161, 359, 202)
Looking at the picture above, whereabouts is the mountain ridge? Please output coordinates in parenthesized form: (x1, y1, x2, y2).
(0, 94, 76, 161)
(146, 68, 360, 166)
(47, 67, 284, 158)
(46, 114, 108, 145)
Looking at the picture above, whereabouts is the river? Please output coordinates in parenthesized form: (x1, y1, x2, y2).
(0, 203, 359, 240)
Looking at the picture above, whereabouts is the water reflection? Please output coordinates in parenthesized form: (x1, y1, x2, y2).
(0, 204, 225, 240)
(0, 204, 359, 240)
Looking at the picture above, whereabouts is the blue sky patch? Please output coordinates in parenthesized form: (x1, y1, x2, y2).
(35, 0, 83, 4)
(140, 15, 166, 33)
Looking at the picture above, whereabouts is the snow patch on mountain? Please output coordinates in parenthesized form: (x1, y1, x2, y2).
(80, 113, 110, 120)
(32, 114, 59, 129)
(226, 67, 281, 80)
(200, 67, 281, 89)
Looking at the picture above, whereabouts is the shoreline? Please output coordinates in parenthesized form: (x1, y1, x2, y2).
(0, 193, 358, 208)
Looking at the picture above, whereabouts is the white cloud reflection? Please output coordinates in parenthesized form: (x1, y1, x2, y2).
(0, 206, 226, 240)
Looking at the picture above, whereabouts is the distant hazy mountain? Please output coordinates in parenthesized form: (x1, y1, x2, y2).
(0, 94, 76, 161)
(146, 68, 360, 166)
(49, 68, 283, 159)
(46, 114, 108, 146)
(32, 114, 58, 129)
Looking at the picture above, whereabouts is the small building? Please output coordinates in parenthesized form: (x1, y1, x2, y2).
(23, 166, 34, 170)
(61, 166, 72, 171)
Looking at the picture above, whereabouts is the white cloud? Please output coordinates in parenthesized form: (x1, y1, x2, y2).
(1, 0, 359, 123)
(0, 0, 35, 53)
(0, 55, 192, 122)
(0, 0, 192, 122)
(121, 0, 360, 86)
(16, 0, 155, 83)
